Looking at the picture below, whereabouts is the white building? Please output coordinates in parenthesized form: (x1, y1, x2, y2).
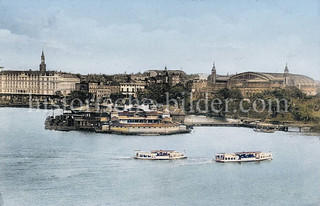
(120, 82, 146, 97)
(0, 51, 80, 96)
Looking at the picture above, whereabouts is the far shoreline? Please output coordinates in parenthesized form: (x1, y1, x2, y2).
(2, 105, 318, 134)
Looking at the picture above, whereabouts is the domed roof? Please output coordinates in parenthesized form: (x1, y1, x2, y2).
(229, 71, 315, 85)
(288, 74, 315, 84)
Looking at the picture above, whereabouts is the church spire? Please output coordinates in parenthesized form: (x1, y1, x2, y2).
(283, 62, 289, 86)
(39, 50, 46, 74)
(212, 61, 216, 72)
(210, 61, 216, 84)
(284, 62, 289, 74)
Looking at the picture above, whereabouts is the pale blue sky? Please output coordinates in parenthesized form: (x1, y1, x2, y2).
(0, 0, 319, 79)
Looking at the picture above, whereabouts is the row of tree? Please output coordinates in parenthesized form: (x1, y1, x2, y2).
(63, 83, 320, 124)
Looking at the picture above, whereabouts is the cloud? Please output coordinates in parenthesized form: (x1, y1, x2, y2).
(0, 29, 30, 44)
(0, 0, 319, 79)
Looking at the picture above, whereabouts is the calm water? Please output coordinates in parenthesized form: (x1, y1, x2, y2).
(0, 108, 319, 206)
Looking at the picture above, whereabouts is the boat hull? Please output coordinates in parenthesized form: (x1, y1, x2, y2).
(254, 129, 275, 133)
(215, 151, 273, 163)
(215, 157, 272, 163)
(134, 156, 187, 160)
(134, 150, 187, 160)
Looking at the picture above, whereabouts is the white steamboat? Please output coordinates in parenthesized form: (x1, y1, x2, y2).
(215, 151, 272, 163)
(134, 150, 187, 160)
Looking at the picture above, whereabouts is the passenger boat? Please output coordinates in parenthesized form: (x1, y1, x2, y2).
(253, 128, 277, 133)
(215, 151, 272, 163)
(253, 125, 278, 133)
(134, 150, 187, 160)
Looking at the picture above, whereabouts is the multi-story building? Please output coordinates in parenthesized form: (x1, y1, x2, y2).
(0, 51, 80, 96)
(88, 82, 112, 99)
(109, 85, 120, 94)
(120, 82, 146, 97)
(144, 67, 187, 86)
(76, 81, 120, 99)
(205, 63, 316, 97)
(227, 64, 316, 96)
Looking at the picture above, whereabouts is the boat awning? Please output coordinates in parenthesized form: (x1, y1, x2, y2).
(234, 151, 261, 155)
(151, 150, 174, 153)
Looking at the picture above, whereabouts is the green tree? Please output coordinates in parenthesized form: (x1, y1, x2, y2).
(67, 91, 92, 105)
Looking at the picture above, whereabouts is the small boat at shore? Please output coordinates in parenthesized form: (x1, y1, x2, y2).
(254, 125, 278, 133)
(253, 128, 276, 133)
(215, 151, 273, 163)
(134, 150, 187, 160)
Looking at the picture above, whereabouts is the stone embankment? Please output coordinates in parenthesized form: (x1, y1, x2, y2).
(184, 115, 315, 132)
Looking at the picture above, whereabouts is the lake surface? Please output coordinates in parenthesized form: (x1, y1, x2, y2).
(0, 108, 319, 206)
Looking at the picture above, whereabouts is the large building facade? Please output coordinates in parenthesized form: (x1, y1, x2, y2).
(202, 63, 317, 98)
(227, 64, 316, 96)
(0, 51, 80, 96)
(120, 82, 146, 97)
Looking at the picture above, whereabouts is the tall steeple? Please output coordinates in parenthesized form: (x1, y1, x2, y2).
(164, 66, 169, 84)
(284, 62, 289, 74)
(210, 61, 216, 84)
(212, 62, 216, 72)
(283, 62, 289, 86)
(39, 50, 46, 74)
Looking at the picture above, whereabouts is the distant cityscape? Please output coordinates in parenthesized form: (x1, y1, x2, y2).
(0, 51, 319, 103)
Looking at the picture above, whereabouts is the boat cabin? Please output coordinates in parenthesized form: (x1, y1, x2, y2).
(215, 151, 272, 162)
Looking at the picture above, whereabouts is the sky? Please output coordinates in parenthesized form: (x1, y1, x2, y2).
(0, 0, 319, 79)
